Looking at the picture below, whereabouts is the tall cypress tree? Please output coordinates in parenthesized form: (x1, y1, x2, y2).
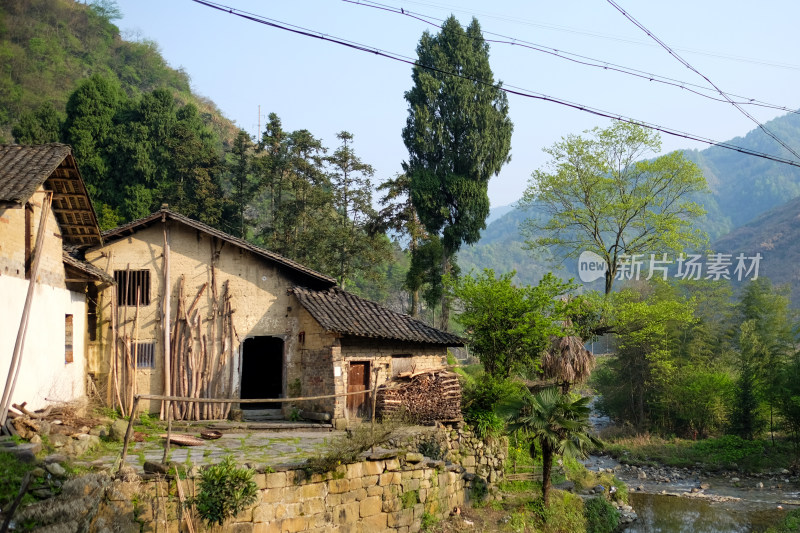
(402, 15, 513, 329)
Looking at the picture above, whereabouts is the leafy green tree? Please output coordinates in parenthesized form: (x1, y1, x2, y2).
(374, 173, 429, 316)
(450, 269, 575, 378)
(325, 131, 391, 288)
(223, 130, 258, 238)
(12, 102, 63, 144)
(500, 387, 600, 505)
(521, 122, 708, 294)
(403, 15, 513, 329)
(63, 74, 125, 226)
(731, 279, 795, 441)
(253, 114, 332, 268)
(593, 282, 696, 430)
(731, 320, 768, 440)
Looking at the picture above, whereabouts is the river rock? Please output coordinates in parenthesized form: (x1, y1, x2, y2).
(638, 470, 647, 480)
(731, 477, 740, 483)
(110, 419, 129, 442)
(45, 462, 67, 477)
(700, 482, 711, 490)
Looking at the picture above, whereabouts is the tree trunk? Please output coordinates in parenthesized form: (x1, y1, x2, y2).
(541, 442, 553, 506)
(409, 289, 419, 317)
(604, 268, 614, 295)
(440, 253, 452, 331)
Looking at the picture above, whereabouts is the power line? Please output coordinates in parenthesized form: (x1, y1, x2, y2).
(390, 0, 800, 71)
(606, 0, 800, 163)
(344, 0, 800, 117)
(189, 0, 800, 170)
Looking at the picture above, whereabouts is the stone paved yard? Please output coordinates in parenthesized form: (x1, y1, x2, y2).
(77, 424, 343, 473)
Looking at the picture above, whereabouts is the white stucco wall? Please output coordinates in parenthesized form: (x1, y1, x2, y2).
(0, 275, 87, 411)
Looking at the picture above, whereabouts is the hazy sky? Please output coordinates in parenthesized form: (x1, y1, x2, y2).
(114, 0, 800, 207)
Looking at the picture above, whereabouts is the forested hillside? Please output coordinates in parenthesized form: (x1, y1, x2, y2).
(0, 0, 236, 145)
(0, 0, 404, 308)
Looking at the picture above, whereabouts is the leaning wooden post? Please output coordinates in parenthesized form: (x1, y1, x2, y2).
(162, 396, 172, 464)
(0, 192, 52, 428)
(370, 367, 379, 452)
(119, 395, 141, 466)
(161, 212, 171, 419)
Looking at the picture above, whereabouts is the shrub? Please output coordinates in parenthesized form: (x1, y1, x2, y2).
(192, 456, 258, 526)
(418, 437, 446, 460)
(461, 373, 521, 438)
(304, 418, 405, 474)
(584, 496, 619, 533)
(767, 508, 800, 532)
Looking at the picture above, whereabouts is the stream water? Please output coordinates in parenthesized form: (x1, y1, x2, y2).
(624, 492, 786, 532)
(586, 403, 793, 531)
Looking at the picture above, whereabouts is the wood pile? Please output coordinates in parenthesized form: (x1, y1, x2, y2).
(3, 401, 104, 455)
(168, 269, 239, 421)
(376, 369, 462, 424)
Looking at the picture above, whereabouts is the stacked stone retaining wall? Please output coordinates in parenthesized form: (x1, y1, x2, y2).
(16, 427, 507, 532)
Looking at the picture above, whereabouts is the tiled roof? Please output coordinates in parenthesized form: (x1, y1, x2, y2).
(63, 251, 115, 283)
(0, 144, 71, 205)
(100, 208, 337, 287)
(291, 286, 464, 346)
(0, 144, 102, 247)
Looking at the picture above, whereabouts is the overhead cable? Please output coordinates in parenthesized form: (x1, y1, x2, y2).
(188, 0, 800, 169)
(606, 0, 800, 162)
(344, 0, 800, 116)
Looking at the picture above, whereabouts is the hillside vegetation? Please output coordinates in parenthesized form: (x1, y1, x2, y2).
(0, 0, 236, 145)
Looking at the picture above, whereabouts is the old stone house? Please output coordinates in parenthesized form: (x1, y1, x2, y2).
(0, 144, 110, 415)
(85, 208, 461, 425)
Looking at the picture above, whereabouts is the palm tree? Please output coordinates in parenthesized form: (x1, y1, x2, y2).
(500, 387, 601, 505)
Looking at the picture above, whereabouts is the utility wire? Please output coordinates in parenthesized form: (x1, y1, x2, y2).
(345, 0, 800, 117)
(189, 0, 800, 169)
(394, 0, 800, 71)
(606, 0, 800, 162)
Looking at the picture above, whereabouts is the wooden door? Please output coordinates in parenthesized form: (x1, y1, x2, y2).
(347, 362, 370, 418)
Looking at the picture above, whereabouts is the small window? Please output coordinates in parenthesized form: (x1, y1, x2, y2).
(298, 331, 305, 345)
(87, 283, 98, 341)
(135, 343, 156, 369)
(114, 270, 151, 306)
(24, 204, 33, 279)
(65, 314, 74, 363)
(391, 354, 414, 376)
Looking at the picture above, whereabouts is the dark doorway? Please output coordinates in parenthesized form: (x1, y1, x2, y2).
(347, 361, 370, 418)
(241, 336, 283, 409)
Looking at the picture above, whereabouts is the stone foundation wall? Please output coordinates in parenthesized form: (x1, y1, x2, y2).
(16, 428, 506, 533)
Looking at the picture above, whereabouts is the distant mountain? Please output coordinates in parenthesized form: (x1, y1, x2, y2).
(460, 112, 800, 292)
(684, 111, 800, 231)
(0, 0, 237, 145)
(713, 196, 800, 300)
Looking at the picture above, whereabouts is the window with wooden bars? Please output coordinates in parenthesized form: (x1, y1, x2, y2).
(135, 342, 156, 369)
(114, 270, 151, 306)
(65, 314, 74, 363)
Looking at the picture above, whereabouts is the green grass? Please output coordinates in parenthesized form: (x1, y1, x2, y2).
(0, 453, 38, 509)
(603, 433, 794, 472)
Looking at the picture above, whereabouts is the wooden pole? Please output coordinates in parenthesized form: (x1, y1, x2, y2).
(0, 192, 52, 428)
(119, 395, 141, 465)
(161, 218, 171, 419)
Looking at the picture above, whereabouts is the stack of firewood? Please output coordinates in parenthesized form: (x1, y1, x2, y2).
(376, 369, 462, 424)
